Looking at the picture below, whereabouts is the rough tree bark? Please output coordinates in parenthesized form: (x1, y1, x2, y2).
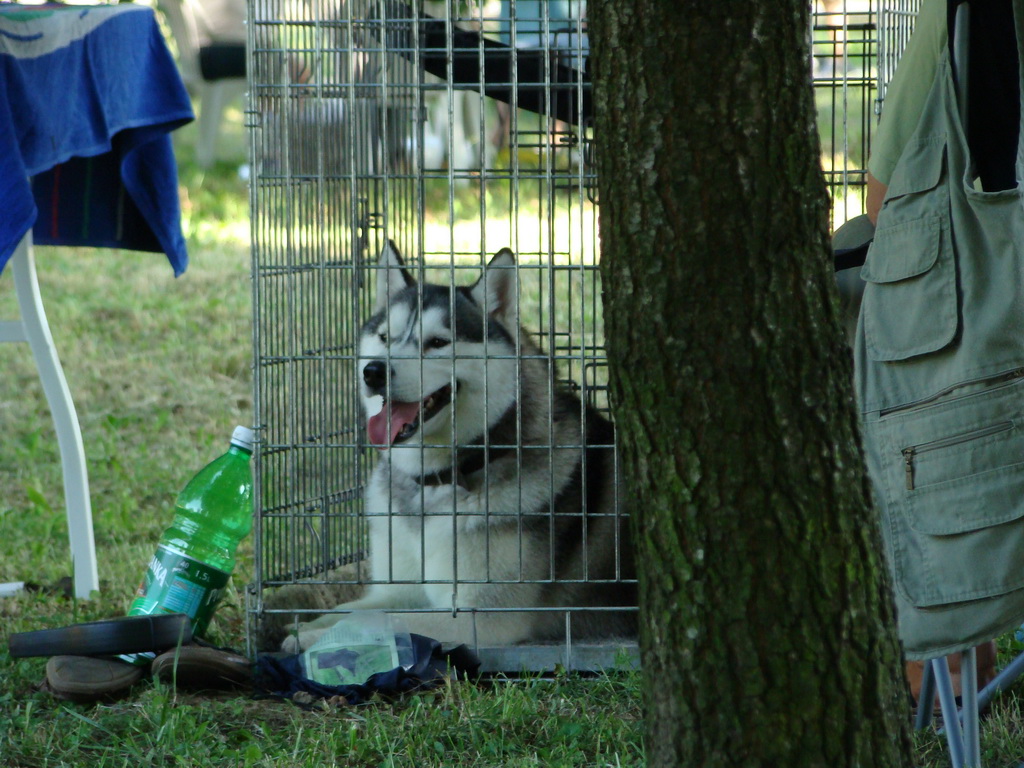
(588, 3, 914, 766)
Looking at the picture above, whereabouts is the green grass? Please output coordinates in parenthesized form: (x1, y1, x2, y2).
(0, 673, 643, 768)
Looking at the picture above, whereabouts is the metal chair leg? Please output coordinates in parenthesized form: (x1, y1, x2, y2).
(972, 649, 1024, 716)
(917, 658, 937, 730)
(933, 657, 966, 768)
(960, 647, 981, 768)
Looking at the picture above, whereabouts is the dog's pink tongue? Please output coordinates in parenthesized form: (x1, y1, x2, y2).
(367, 401, 421, 447)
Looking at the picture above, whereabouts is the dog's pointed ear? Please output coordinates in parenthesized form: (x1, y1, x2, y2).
(375, 240, 415, 312)
(470, 248, 517, 324)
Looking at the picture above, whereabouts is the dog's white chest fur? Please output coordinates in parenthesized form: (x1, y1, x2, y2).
(362, 462, 525, 595)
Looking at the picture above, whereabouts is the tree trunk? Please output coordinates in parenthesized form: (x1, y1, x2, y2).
(588, 3, 914, 766)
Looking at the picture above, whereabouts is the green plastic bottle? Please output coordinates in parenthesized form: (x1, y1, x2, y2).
(126, 426, 255, 646)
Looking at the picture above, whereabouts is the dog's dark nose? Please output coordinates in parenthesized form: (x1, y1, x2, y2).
(363, 360, 390, 392)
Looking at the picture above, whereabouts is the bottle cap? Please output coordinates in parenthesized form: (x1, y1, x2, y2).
(230, 425, 255, 452)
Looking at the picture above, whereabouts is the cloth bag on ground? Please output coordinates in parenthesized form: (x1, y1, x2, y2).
(855, 3, 1024, 660)
(254, 633, 480, 705)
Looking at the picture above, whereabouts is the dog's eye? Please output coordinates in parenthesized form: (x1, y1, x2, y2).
(426, 337, 450, 350)
(378, 332, 388, 344)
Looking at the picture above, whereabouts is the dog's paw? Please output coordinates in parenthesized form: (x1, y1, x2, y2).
(280, 633, 302, 655)
(298, 625, 331, 650)
(420, 483, 475, 514)
(280, 623, 332, 654)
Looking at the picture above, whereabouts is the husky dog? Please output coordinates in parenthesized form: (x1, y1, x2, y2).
(281, 242, 635, 651)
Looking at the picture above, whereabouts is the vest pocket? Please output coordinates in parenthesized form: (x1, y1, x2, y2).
(884, 133, 945, 200)
(860, 213, 958, 361)
(872, 377, 1024, 607)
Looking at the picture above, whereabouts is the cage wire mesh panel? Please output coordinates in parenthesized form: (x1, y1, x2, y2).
(877, 0, 923, 110)
(246, 0, 632, 671)
(812, 0, 919, 230)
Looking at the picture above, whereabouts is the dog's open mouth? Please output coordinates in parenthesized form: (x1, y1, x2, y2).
(367, 384, 453, 447)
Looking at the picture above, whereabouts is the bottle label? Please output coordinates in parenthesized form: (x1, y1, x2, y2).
(127, 545, 231, 638)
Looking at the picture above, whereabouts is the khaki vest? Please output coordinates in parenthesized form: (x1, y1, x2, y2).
(855, 21, 1024, 659)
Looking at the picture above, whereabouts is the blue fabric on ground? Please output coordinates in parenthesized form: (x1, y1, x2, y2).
(254, 634, 481, 705)
(0, 4, 193, 274)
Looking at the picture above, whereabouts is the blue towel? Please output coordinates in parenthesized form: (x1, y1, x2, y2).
(0, 3, 194, 275)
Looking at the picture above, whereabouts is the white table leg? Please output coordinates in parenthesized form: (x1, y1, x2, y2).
(3, 232, 98, 599)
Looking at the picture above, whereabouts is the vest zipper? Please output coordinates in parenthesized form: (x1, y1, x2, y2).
(879, 367, 1024, 419)
(901, 421, 1015, 490)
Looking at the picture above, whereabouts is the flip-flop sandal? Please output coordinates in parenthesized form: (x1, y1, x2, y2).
(10, 614, 191, 658)
(44, 655, 144, 703)
(150, 645, 253, 690)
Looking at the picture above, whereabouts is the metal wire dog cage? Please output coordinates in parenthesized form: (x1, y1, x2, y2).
(244, 0, 919, 670)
